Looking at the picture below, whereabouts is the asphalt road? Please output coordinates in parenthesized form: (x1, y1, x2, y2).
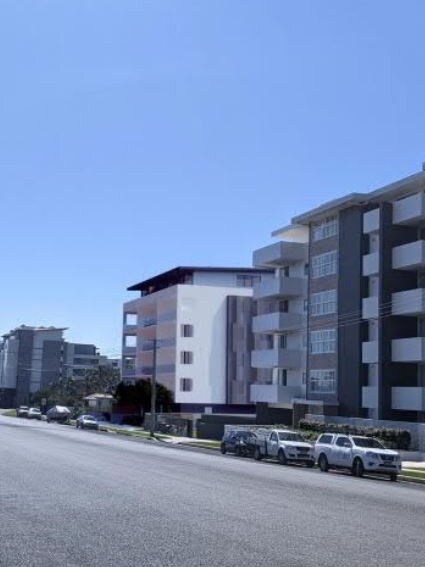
(1, 416, 424, 567)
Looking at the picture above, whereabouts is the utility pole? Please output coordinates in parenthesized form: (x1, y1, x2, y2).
(150, 338, 157, 438)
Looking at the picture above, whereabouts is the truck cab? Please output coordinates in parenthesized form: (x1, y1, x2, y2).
(314, 433, 401, 481)
(253, 429, 315, 467)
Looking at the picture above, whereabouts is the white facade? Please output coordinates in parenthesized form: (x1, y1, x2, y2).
(123, 269, 261, 405)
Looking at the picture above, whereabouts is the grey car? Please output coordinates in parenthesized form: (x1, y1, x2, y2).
(76, 415, 99, 430)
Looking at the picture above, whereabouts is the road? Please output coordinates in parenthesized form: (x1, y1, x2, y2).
(0, 415, 424, 567)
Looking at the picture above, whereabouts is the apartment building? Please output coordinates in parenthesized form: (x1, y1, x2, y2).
(0, 325, 119, 407)
(122, 266, 271, 409)
(252, 166, 425, 424)
(251, 226, 309, 418)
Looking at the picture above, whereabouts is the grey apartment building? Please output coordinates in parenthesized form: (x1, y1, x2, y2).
(0, 325, 118, 407)
(252, 166, 425, 424)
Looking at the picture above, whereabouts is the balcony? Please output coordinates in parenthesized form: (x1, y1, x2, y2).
(253, 276, 306, 300)
(362, 252, 379, 276)
(362, 341, 378, 363)
(392, 289, 425, 316)
(391, 337, 425, 362)
(250, 384, 302, 404)
(392, 387, 425, 411)
(253, 241, 307, 267)
(362, 386, 378, 409)
(362, 296, 379, 319)
(122, 345, 137, 355)
(123, 324, 138, 335)
(251, 348, 302, 369)
(393, 240, 425, 270)
(393, 192, 425, 225)
(252, 312, 303, 334)
(363, 208, 380, 234)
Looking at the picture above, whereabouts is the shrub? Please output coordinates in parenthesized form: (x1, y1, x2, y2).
(298, 419, 410, 450)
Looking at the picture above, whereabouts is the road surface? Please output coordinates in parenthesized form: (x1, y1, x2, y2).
(0, 415, 424, 567)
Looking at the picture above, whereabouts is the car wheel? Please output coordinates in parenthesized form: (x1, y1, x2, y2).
(318, 454, 329, 472)
(352, 458, 364, 478)
(390, 473, 397, 482)
(253, 447, 262, 461)
(278, 449, 288, 465)
(220, 444, 226, 454)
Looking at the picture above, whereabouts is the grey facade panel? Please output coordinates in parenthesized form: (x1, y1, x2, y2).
(337, 207, 367, 417)
(41, 341, 63, 390)
(226, 296, 255, 404)
(15, 330, 34, 406)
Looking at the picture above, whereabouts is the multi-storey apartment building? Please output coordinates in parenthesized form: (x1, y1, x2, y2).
(252, 167, 425, 424)
(122, 266, 271, 409)
(0, 325, 118, 407)
(251, 226, 309, 418)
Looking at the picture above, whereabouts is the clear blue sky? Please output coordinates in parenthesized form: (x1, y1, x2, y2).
(1, 0, 425, 355)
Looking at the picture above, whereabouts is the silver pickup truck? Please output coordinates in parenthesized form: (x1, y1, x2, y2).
(252, 429, 315, 467)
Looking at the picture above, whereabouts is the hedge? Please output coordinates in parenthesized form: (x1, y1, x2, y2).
(298, 419, 411, 450)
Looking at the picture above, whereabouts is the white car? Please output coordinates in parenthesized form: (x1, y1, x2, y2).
(253, 429, 315, 467)
(314, 433, 401, 481)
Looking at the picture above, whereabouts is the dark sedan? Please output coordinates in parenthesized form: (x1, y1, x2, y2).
(220, 430, 257, 457)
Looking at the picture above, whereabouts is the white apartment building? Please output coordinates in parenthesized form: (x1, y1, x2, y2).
(122, 266, 271, 407)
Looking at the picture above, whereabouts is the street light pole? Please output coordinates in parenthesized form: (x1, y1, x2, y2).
(150, 338, 157, 438)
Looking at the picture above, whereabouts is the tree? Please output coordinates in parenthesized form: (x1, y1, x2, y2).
(115, 379, 173, 413)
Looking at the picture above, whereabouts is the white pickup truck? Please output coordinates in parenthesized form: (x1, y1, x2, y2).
(252, 429, 315, 467)
(314, 433, 401, 481)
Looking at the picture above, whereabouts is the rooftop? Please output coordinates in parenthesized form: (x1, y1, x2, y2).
(2, 325, 68, 339)
(275, 168, 425, 229)
(127, 266, 271, 295)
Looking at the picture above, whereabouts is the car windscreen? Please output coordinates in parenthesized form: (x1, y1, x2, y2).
(84, 416, 97, 421)
(278, 432, 305, 442)
(352, 437, 385, 449)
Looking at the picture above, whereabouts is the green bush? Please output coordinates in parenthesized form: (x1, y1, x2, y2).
(298, 419, 411, 450)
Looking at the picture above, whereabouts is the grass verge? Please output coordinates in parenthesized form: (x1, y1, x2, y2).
(401, 468, 425, 481)
(2, 409, 17, 417)
(183, 441, 221, 450)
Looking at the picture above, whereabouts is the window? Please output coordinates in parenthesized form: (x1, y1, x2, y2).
(309, 369, 336, 393)
(270, 432, 278, 442)
(124, 335, 137, 348)
(123, 357, 135, 370)
(312, 216, 338, 241)
(277, 368, 287, 386)
(336, 436, 352, 448)
(311, 251, 337, 278)
(278, 335, 287, 349)
(283, 266, 290, 277)
(303, 299, 308, 312)
(318, 434, 333, 445)
(125, 313, 137, 325)
(310, 290, 337, 316)
(304, 263, 309, 276)
(179, 378, 193, 392)
(279, 300, 289, 313)
(310, 329, 336, 353)
(180, 351, 193, 364)
(181, 324, 194, 338)
(236, 274, 261, 288)
(73, 358, 98, 365)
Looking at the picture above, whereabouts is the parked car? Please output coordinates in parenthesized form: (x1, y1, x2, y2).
(27, 407, 42, 420)
(46, 405, 71, 423)
(16, 406, 29, 418)
(314, 433, 401, 481)
(75, 415, 99, 430)
(220, 430, 257, 457)
(252, 429, 315, 467)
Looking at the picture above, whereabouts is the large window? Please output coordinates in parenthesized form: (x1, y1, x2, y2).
(311, 251, 337, 278)
(181, 324, 194, 338)
(309, 369, 336, 393)
(310, 329, 336, 353)
(312, 216, 338, 241)
(179, 378, 193, 392)
(180, 351, 193, 364)
(310, 290, 337, 316)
